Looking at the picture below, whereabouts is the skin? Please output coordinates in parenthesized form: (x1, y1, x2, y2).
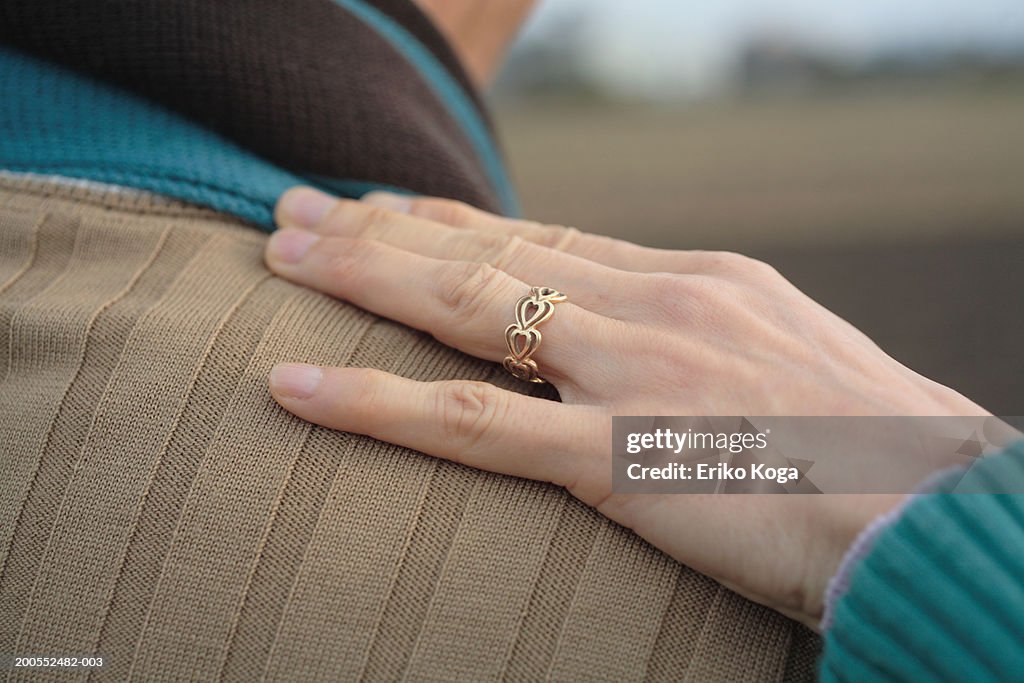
(414, 0, 537, 86)
(262, 187, 990, 629)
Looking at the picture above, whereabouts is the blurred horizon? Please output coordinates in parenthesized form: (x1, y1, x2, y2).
(496, 0, 1024, 101)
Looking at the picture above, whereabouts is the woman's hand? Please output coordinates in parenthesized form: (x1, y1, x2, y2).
(263, 187, 988, 628)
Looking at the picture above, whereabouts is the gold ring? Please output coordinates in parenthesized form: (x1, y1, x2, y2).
(502, 286, 567, 383)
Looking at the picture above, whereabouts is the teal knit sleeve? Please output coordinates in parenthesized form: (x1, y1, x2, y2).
(820, 440, 1024, 682)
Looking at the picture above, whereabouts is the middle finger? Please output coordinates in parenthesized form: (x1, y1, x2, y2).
(276, 190, 638, 318)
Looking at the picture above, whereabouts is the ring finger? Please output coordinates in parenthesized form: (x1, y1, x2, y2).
(265, 230, 615, 387)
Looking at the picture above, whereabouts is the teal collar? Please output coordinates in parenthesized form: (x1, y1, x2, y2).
(0, 1, 519, 229)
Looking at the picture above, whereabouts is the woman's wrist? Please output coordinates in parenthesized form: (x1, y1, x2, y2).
(820, 500, 912, 630)
(815, 459, 983, 631)
(820, 442, 1024, 681)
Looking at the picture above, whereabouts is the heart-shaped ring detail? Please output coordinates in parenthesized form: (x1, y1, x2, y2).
(533, 287, 567, 302)
(505, 325, 541, 361)
(501, 286, 567, 384)
(514, 298, 553, 330)
(502, 357, 540, 382)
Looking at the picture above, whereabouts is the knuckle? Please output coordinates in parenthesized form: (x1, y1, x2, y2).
(436, 381, 504, 451)
(643, 273, 691, 306)
(443, 231, 512, 264)
(700, 251, 778, 280)
(584, 232, 621, 254)
(533, 224, 580, 250)
(639, 273, 693, 323)
(749, 258, 782, 281)
(352, 204, 399, 238)
(696, 250, 744, 272)
(318, 199, 358, 231)
(323, 238, 370, 283)
(485, 234, 528, 270)
(437, 261, 507, 324)
(415, 197, 476, 227)
(320, 200, 401, 239)
(642, 273, 729, 325)
(344, 368, 386, 418)
(684, 277, 735, 326)
(576, 232, 646, 266)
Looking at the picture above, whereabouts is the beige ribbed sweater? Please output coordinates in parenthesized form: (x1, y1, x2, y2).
(0, 178, 819, 682)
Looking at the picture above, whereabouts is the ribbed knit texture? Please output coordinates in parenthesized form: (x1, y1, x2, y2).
(0, 2, 818, 676)
(0, 178, 819, 681)
(821, 441, 1024, 682)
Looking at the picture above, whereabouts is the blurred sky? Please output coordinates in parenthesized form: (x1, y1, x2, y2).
(516, 0, 1024, 98)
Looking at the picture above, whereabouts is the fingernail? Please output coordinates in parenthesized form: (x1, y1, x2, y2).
(278, 187, 336, 228)
(267, 229, 319, 263)
(270, 363, 323, 399)
(362, 191, 413, 213)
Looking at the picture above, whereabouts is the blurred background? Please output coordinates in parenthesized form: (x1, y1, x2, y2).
(491, 0, 1024, 414)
